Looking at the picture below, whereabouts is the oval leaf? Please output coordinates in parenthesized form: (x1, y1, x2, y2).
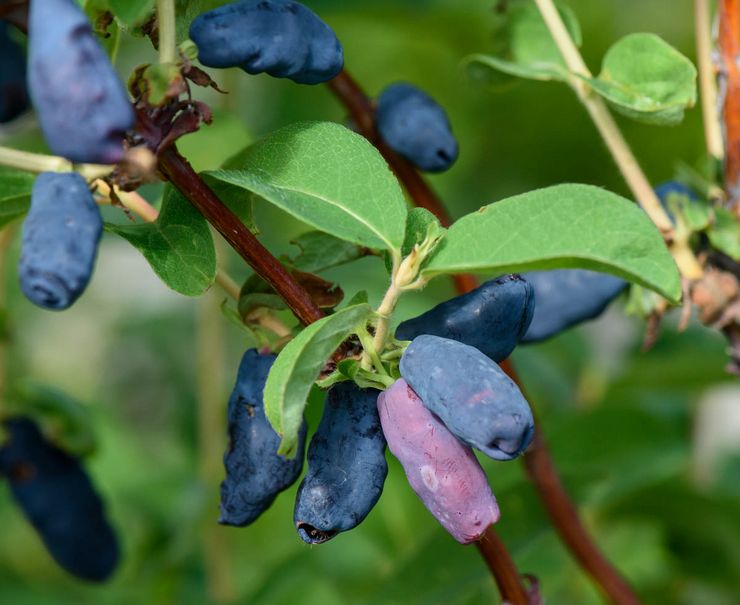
(585, 33, 697, 126)
(106, 185, 216, 296)
(0, 167, 34, 228)
(264, 303, 374, 457)
(422, 184, 681, 302)
(205, 122, 407, 256)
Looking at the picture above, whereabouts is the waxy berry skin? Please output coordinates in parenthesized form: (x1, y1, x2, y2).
(0, 22, 29, 123)
(0, 418, 119, 582)
(294, 383, 387, 544)
(190, 0, 344, 85)
(396, 274, 534, 362)
(19, 173, 103, 311)
(27, 0, 134, 163)
(378, 379, 500, 544)
(400, 335, 535, 461)
(219, 349, 306, 527)
(520, 269, 627, 344)
(376, 82, 459, 173)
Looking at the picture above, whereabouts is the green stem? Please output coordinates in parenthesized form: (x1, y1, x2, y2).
(355, 325, 388, 377)
(695, 0, 724, 160)
(0, 146, 111, 179)
(157, 0, 178, 64)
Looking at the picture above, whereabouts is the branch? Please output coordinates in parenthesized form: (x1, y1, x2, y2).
(327, 67, 643, 605)
(327, 69, 533, 605)
(695, 0, 724, 161)
(719, 0, 740, 209)
(157, 145, 324, 326)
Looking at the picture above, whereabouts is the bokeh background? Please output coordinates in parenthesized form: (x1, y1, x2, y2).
(1, 0, 739, 603)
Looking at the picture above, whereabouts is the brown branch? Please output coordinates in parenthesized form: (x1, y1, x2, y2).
(327, 67, 641, 605)
(0, 1, 28, 33)
(157, 145, 324, 326)
(720, 0, 740, 211)
(477, 529, 533, 605)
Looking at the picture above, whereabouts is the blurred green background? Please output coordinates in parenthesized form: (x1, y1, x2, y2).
(1, 0, 739, 603)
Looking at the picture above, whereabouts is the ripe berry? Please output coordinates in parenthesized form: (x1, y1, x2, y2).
(27, 0, 134, 163)
(220, 349, 306, 527)
(396, 274, 534, 361)
(0, 417, 119, 582)
(520, 269, 627, 344)
(190, 0, 344, 84)
(294, 382, 387, 544)
(376, 82, 459, 172)
(19, 172, 103, 311)
(400, 335, 534, 461)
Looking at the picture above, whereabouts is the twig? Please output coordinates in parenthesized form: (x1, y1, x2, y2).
(326, 70, 531, 604)
(157, 145, 324, 326)
(327, 66, 643, 605)
(533, 0, 704, 281)
(695, 0, 724, 160)
(719, 0, 740, 207)
(156, 0, 177, 64)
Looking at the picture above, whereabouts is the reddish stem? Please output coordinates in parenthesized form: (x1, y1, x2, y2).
(158, 146, 324, 326)
(719, 0, 740, 210)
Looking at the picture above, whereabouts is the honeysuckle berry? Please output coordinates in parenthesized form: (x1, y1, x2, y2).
(294, 382, 387, 544)
(400, 335, 534, 461)
(220, 349, 307, 527)
(378, 379, 499, 544)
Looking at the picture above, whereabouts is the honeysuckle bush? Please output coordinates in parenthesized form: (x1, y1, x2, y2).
(0, 0, 738, 604)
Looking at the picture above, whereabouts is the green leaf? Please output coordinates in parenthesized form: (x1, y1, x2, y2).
(0, 167, 34, 228)
(263, 303, 374, 457)
(422, 184, 681, 302)
(708, 207, 740, 260)
(205, 122, 407, 256)
(584, 33, 697, 126)
(465, 1, 581, 83)
(402, 208, 446, 258)
(106, 186, 216, 296)
(289, 231, 368, 273)
(7, 382, 97, 458)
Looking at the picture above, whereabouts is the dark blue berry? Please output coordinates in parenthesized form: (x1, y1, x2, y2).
(0, 418, 119, 582)
(190, 0, 344, 85)
(396, 274, 534, 361)
(27, 0, 134, 163)
(399, 335, 534, 461)
(520, 269, 627, 344)
(18, 172, 102, 311)
(294, 382, 387, 544)
(376, 82, 458, 172)
(0, 22, 29, 123)
(220, 349, 307, 527)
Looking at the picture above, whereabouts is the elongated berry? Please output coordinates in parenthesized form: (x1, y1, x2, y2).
(28, 0, 134, 163)
(520, 269, 627, 344)
(294, 382, 387, 544)
(0, 22, 29, 123)
(190, 0, 344, 84)
(378, 379, 499, 544)
(376, 82, 458, 172)
(0, 417, 119, 581)
(220, 349, 306, 527)
(19, 173, 103, 310)
(399, 335, 534, 461)
(396, 274, 534, 361)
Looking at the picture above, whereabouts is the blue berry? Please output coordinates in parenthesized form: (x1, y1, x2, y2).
(0, 22, 29, 123)
(399, 335, 534, 461)
(190, 0, 344, 85)
(396, 274, 534, 361)
(376, 82, 459, 172)
(520, 269, 627, 344)
(220, 349, 307, 527)
(27, 0, 134, 163)
(18, 172, 103, 311)
(0, 418, 119, 582)
(294, 382, 387, 544)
